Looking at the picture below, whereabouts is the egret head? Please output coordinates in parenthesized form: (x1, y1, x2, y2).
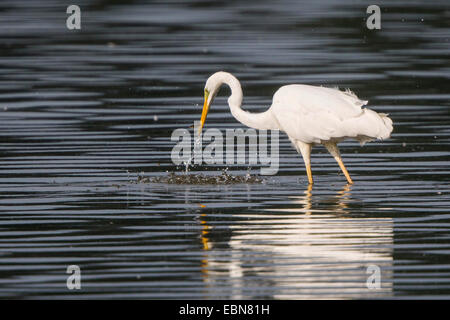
(199, 73, 222, 134)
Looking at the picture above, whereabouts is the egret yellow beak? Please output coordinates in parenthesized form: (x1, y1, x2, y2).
(199, 89, 210, 135)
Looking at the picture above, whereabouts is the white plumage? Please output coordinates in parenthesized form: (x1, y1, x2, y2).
(272, 84, 393, 145)
(199, 71, 393, 184)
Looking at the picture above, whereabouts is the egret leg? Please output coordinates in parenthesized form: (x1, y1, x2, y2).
(323, 142, 353, 184)
(295, 141, 313, 184)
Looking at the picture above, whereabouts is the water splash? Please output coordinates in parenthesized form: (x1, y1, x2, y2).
(149, 171, 264, 185)
(184, 134, 202, 174)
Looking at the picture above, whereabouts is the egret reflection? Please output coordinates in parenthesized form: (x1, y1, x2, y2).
(198, 184, 393, 299)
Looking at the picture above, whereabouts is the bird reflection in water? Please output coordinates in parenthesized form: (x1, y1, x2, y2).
(197, 183, 393, 299)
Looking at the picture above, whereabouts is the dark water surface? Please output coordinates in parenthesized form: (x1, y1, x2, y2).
(0, 0, 449, 299)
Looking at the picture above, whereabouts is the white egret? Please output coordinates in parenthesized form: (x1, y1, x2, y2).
(199, 71, 393, 184)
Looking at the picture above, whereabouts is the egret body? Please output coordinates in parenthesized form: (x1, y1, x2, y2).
(199, 71, 393, 184)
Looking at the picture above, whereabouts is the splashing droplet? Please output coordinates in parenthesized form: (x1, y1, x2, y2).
(148, 171, 264, 185)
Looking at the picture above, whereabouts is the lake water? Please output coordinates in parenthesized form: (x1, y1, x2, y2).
(0, 0, 449, 299)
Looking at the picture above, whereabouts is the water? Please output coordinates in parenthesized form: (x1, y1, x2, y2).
(0, 0, 449, 299)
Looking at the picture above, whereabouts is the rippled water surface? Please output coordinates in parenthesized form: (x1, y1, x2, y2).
(0, 0, 449, 299)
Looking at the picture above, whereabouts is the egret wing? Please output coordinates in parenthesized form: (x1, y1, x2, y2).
(271, 84, 369, 143)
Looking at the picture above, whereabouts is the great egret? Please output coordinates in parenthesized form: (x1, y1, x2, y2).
(199, 71, 393, 184)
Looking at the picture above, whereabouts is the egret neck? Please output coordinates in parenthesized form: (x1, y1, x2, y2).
(200, 71, 279, 134)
